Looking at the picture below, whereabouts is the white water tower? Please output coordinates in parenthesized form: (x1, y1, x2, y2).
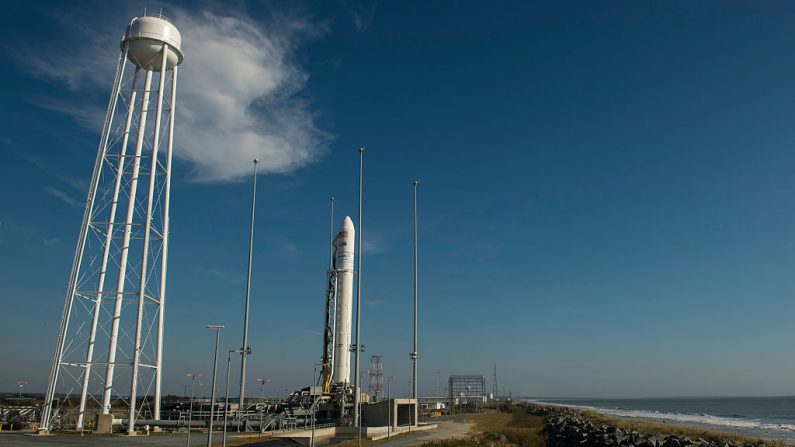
(40, 13, 184, 434)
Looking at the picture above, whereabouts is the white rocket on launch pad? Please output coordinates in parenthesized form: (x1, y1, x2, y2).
(333, 216, 355, 384)
(321, 215, 356, 393)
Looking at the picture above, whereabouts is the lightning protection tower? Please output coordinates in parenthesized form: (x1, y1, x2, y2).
(40, 13, 184, 434)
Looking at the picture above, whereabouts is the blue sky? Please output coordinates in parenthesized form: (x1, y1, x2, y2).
(3, 0, 795, 399)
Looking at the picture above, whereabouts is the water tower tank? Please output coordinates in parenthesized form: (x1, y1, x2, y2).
(123, 15, 184, 70)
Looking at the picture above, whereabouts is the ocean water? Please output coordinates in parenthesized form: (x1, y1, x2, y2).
(535, 397, 795, 443)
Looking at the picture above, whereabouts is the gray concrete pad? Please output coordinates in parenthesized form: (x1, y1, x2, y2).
(0, 432, 248, 446)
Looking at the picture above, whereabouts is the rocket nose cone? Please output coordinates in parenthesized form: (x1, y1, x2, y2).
(342, 216, 354, 231)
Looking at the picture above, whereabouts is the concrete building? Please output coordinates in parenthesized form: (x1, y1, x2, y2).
(361, 398, 417, 430)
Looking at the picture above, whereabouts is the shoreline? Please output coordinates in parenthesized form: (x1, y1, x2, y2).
(525, 403, 790, 447)
(528, 400, 795, 444)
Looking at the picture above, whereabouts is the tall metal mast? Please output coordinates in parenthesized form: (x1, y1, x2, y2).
(353, 147, 365, 426)
(240, 159, 260, 411)
(411, 180, 419, 425)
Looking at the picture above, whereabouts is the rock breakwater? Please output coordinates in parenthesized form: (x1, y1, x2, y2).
(522, 403, 766, 447)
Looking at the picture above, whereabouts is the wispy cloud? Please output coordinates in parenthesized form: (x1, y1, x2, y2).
(362, 231, 392, 255)
(42, 186, 82, 208)
(29, 97, 106, 132)
(366, 298, 386, 309)
(0, 218, 35, 247)
(263, 234, 302, 257)
(15, 152, 88, 191)
(195, 267, 243, 285)
(16, 4, 333, 183)
(42, 237, 61, 247)
(351, 1, 378, 32)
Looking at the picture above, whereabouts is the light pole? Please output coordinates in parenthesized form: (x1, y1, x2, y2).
(240, 159, 260, 413)
(257, 378, 269, 431)
(407, 379, 413, 433)
(353, 147, 364, 427)
(358, 369, 365, 447)
(411, 180, 419, 429)
(185, 373, 201, 447)
(257, 378, 270, 401)
(207, 325, 224, 447)
(311, 363, 320, 447)
(224, 349, 243, 447)
(387, 376, 394, 439)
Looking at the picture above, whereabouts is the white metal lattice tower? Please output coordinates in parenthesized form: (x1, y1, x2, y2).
(40, 13, 184, 433)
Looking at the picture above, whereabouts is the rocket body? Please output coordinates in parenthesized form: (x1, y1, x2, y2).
(333, 216, 355, 384)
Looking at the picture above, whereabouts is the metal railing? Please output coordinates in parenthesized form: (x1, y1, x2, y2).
(142, 9, 173, 23)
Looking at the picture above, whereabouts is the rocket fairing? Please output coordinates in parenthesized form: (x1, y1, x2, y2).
(333, 216, 355, 384)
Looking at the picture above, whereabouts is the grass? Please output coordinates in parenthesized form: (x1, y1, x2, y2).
(424, 405, 545, 447)
(581, 410, 789, 447)
(501, 406, 545, 447)
(468, 411, 512, 432)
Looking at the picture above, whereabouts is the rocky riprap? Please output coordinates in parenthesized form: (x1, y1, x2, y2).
(521, 403, 763, 447)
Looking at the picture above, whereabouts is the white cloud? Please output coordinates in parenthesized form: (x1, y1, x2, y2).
(17, 5, 332, 182)
(42, 186, 82, 208)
